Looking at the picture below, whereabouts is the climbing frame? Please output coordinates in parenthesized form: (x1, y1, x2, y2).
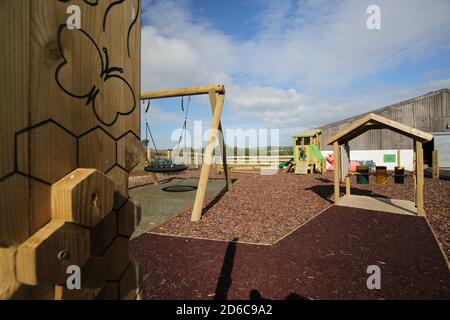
(0, 0, 142, 299)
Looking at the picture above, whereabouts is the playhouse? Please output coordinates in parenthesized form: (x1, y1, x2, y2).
(292, 130, 326, 174)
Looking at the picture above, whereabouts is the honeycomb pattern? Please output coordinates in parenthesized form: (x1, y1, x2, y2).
(117, 131, 143, 172)
(78, 127, 116, 173)
(17, 121, 77, 184)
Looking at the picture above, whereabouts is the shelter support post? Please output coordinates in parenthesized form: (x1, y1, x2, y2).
(416, 140, 425, 216)
(333, 142, 340, 204)
(345, 175, 351, 196)
(191, 94, 225, 221)
(432, 150, 439, 179)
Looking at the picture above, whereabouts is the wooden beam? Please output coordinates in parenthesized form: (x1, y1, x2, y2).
(141, 84, 225, 100)
(191, 94, 225, 221)
(416, 140, 425, 216)
(333, 142, 340, 204)
(209, 90, 232, 192)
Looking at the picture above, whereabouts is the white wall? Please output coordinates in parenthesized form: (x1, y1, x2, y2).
(321, 149, 414, 171)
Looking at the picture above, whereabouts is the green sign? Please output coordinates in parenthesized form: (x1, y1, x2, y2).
(384, 154, 396, 163)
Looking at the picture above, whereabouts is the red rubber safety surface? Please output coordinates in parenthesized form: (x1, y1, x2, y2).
(130, 206, 450, 300)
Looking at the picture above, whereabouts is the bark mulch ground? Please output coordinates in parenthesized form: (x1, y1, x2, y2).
(130, 206, 450, 300)
(144, 171, 449, 260)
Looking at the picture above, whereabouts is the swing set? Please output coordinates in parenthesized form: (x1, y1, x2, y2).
(140, 84, 231, 221)
(143, 96, 190, 173)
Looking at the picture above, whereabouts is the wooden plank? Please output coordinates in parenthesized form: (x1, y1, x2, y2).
(416, 141, 425, 216)
(333, 142, 340, 204)
(209, 90, 232, 191)
(191, 94, 225, 221)
(51, 169, 114, 227)
(141, 84, 225, 100)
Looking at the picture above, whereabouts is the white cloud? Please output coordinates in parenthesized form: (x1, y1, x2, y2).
(141, 0, 236, 91)
(141, 0, 450, 132)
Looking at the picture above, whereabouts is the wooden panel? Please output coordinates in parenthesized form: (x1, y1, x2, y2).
(1, 0, 141, 299)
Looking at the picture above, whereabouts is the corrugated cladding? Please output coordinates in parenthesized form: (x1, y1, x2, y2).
(320, 89, 450, 150)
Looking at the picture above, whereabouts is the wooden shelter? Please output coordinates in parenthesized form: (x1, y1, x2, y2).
(141, 84, 231, 222)
(326, 113, 433, 216)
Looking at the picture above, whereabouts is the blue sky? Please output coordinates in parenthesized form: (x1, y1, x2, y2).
(140, 0, 450, 148)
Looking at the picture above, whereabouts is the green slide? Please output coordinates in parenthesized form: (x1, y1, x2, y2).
(310, 143, 324, 170)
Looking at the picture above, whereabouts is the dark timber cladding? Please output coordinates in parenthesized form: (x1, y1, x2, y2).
(320, 89, 450, 150)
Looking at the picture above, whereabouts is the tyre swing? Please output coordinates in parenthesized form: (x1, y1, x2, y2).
(143, 97, 191, 174)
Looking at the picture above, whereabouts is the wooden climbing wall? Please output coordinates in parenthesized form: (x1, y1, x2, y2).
(0, 0, 142, 299)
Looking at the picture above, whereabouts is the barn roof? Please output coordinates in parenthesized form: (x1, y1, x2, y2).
(326, 113, 433, 145)
(320, 88, 449, 130)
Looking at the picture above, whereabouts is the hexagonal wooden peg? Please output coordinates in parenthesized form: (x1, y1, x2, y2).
(16, 220, 90, 285)
(52, 168, 114, 227)
(118, 198, 141, 237)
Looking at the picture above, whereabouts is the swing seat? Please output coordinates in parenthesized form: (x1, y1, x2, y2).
(144, 164, 188, 173)
(144, 159, 188, 173)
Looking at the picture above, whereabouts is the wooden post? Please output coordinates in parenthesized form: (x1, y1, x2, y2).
(345, 175, 351, 196)
(167, 149, 172, 160)
(333, 142, 340, 204)
(0, 1, 141, 299)
(147, 148, 152, 162)
(208, 90, 232, 192)
(416, 140, 425, 216)
(432, 150, 439, 179)
(191, 94, 225, 221)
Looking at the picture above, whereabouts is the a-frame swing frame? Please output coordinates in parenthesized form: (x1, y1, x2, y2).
(141, 84, 231, 221)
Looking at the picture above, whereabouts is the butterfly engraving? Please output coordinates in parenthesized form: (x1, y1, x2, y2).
(55, 24, 136, 126)
(58, 0, 99, 6)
